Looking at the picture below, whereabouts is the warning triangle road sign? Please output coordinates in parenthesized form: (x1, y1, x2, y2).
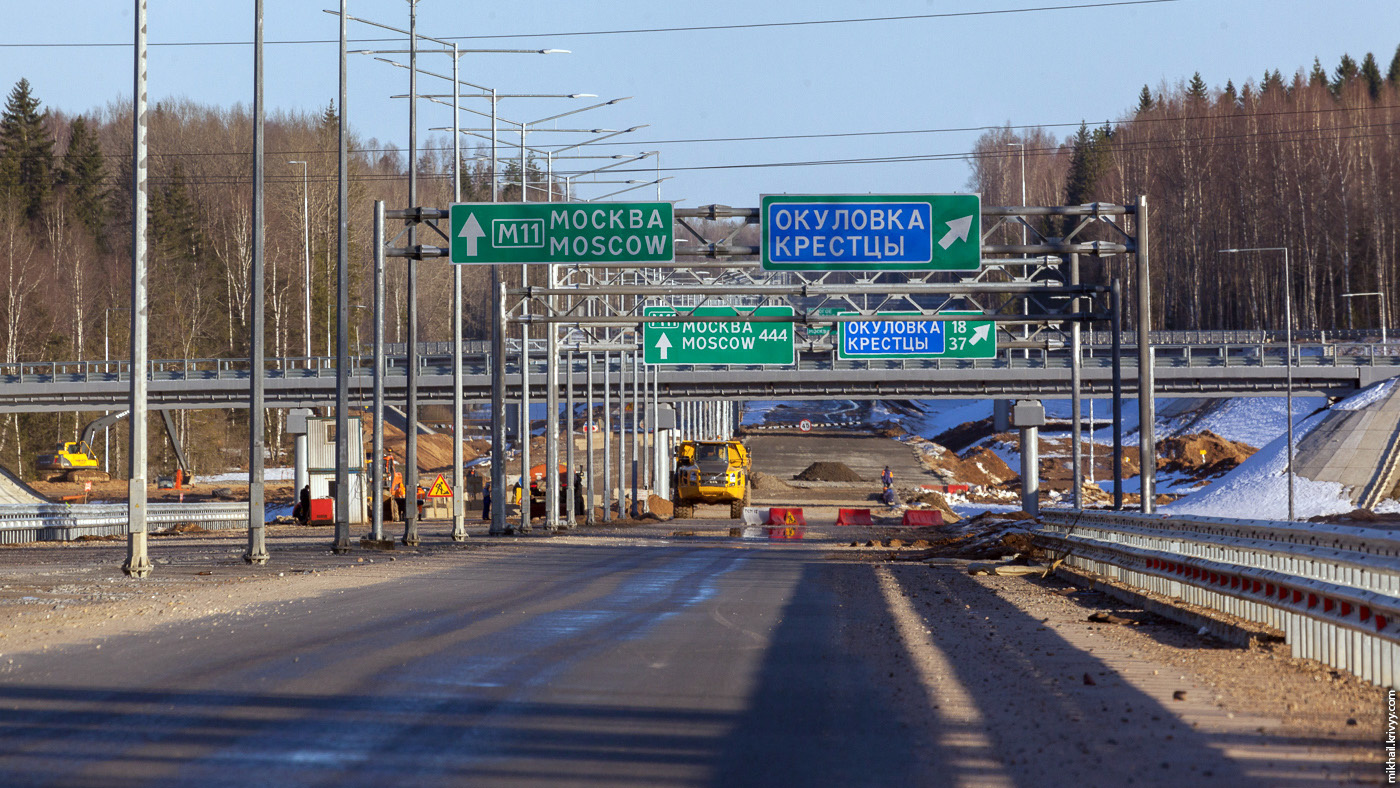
(426, 473, 453, 498)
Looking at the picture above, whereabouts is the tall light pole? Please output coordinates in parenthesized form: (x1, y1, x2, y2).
(287, 160, 311, 361)
(1006, 141, 1026, 244)
(1221, 247, 1294, 520)
(1342, 291, 1387, 345)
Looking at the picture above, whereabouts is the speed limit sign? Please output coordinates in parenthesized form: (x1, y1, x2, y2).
(798, 419, 812, 433)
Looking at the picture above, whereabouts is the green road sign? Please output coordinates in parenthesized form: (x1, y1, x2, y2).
(449, 202, 673, 264)
(805, 306, 844, 338)
(644, 306, 795, 366)
(837, 311, 996, 360)
(761, 194, 981, 271)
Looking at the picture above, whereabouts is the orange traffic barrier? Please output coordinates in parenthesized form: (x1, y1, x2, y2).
(766, 507, 807, 526)
(835, 508, 873, 526)
(766, 526, 806, 540)
(901, 509, 943, 526)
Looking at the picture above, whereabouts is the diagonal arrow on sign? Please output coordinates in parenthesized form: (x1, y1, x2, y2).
(654, 333, 671, 360)
(458, 213, 485, 256)
(970, 324, 991, 345)
(938, 215, 974, 250)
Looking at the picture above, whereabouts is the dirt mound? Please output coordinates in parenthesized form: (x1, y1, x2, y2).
(648, 494, 673, 518)
(933, 417, 996, 453)
(1157, 430, 1256, 476)
(905, 489, 962, 524)
(794, 462, 864, 482)
(874, 422, 907, 438)
(750, 471, 795, 492)
(361, 412, 488, 474)
(909, 438, 1013, 488)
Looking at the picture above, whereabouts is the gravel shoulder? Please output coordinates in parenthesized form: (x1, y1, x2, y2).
(872, 560, 1385, 785)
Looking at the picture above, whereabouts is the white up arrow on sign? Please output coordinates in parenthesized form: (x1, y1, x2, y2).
(458, 213, 486, 256)
(654, 333, 672, 360)
(938, 215, 974, 250)
(970, 324, 991, 344)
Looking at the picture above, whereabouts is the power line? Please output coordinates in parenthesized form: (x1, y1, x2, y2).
(84, 120, 1400, 187)
(104, 99, 1398, 162)
(0, 1, 1181, 48)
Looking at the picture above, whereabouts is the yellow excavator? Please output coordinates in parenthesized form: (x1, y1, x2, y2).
(36, 410, 193, 484)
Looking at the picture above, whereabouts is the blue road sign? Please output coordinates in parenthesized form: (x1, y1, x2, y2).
(761, 194, 980, 271)
(838, 311, 996, 360)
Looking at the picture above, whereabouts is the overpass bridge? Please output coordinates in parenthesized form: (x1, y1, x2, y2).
(0, 337, 1395, 413)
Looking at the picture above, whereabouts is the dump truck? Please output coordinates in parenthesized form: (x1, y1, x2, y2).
(671, 439, 750, 519)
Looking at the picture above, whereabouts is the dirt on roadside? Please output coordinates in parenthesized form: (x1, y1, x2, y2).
(795, 462, 865, 482)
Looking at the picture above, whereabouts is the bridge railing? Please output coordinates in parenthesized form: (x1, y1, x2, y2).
(3, 339, 1400, 385)
(1037, 509, 1400, 688)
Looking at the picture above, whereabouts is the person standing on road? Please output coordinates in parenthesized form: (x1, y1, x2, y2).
(881, 466, 893, 489)
(482, 482, 492, 520)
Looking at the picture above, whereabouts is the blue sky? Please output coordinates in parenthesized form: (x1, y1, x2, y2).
(1, 1, 1397, 206)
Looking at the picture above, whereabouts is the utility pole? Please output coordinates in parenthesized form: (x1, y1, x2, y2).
(122, 0, 151, 579)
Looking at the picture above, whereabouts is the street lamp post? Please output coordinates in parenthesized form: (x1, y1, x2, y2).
(287, 161, 311, 362)
(1006, 142, 1026, 244)
(1342, 291, 1387, 345)
(1221, 247, 1294, 521)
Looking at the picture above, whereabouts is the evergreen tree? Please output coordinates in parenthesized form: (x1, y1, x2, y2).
(1360, 52, 1383, 100)
(1186, 72, 1209, 103)
(1388, 44, 1400, 85)
(1221, 80, 1239, 108)
(1135, 85, 1154, 114)
(1261, 70, 1286, 97)
(150, 160, 203, 262)
(1310, 57, 1329, 88)
(1332, 53, 1359, 96)
(0, 79, 55, 219)
(57, 116, 107, 244)
(1064, 122, 1113, 208)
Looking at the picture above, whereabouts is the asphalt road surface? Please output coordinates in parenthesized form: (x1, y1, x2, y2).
(0, 531, 1376, 786)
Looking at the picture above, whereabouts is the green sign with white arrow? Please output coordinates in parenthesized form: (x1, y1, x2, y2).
(644, 306, 795, 366)
(449, 202, 674, 264)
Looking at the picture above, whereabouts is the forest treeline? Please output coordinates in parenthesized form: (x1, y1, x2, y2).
(970, 45, 1400, 334)
(1, 44, 1397, 477)
(0, 80, 521, 476)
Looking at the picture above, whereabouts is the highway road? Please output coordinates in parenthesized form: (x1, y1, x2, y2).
(0, 529, 1378, 786)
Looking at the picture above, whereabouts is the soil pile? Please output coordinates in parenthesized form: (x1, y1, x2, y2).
(909, 438, 1014, 488)
(933, 417, 996, 452)
(359, 412, 488, 473)
(1157, 431, 1256, 476)
(750, 471, 795, 493)
(905, 488, 962, 524)
(647, 494, 673, 518)
(794, 461, 865, 482)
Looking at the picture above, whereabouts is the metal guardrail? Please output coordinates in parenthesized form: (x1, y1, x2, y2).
(1036, 509, 1400, 688)
(0, 502, 250, 545)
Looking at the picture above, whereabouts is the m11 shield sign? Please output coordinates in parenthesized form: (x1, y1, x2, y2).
(761, 194, 981, 271)
(449, 202, 673, 264)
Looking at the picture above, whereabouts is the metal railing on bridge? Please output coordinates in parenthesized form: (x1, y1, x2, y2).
(4, 339, 1399, 386)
